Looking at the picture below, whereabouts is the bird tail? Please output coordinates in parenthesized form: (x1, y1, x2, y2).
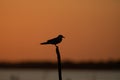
(40, 42, 48, 45)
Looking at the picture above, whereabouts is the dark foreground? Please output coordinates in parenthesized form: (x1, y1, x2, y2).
(0, 61, 120, 70)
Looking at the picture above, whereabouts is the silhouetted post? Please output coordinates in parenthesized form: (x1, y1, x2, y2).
(55, 45, 62, 80)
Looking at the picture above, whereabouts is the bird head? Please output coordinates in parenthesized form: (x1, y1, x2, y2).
(58, 35, 65, 38)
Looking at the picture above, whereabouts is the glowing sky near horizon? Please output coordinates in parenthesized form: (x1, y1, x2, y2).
(0, 0, 120, 62)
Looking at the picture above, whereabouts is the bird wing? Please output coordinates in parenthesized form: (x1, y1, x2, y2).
(47, 37, 57, 43)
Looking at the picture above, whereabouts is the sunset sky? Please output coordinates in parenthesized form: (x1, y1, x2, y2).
(0, 0, 120, 62)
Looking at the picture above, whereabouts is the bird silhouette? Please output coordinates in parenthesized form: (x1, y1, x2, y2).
(41, 35, 64, 46)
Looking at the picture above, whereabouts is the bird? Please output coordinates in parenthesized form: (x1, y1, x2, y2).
(40, 35, 65, 46)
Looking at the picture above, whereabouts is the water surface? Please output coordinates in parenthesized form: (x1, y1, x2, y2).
(0, 69, 120, 80)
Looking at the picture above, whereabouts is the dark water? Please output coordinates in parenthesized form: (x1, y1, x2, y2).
(0, 69, 120, 80)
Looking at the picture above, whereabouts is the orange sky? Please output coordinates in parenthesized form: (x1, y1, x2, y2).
(0, 0, 120, 62)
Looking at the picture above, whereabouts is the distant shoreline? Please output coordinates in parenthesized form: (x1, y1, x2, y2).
(0, 61, 120, 70)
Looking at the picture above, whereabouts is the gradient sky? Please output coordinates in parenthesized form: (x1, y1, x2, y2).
(0, 0, 120, 62)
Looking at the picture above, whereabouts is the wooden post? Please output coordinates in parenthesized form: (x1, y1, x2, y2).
(55, 45, 62, 80)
